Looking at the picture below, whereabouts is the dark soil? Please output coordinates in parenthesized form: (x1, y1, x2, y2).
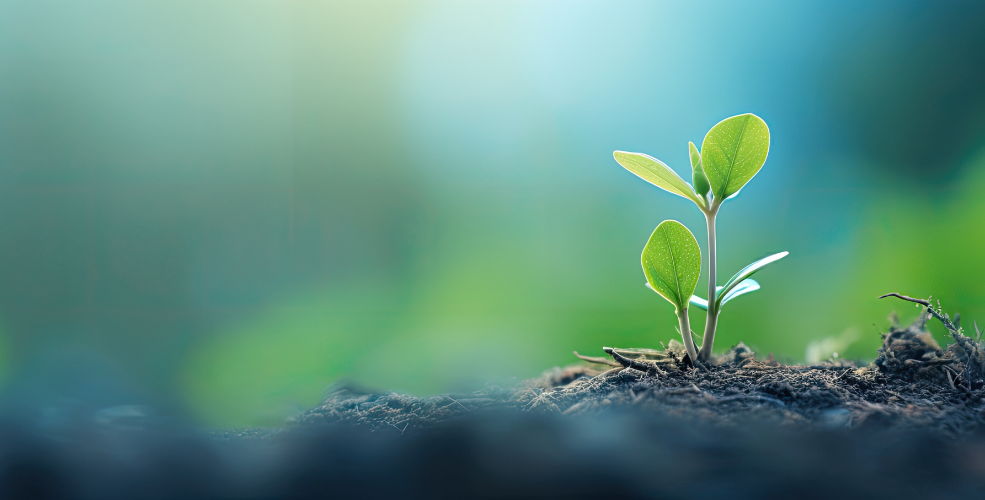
(297, 308, 985, 437)
(5, 306, 985, 499)
(273, 306, 985, 499)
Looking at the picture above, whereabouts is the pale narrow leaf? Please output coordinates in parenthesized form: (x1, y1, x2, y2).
(715, 252, 788, 308)
(614, 151, 705, 208)
(689, 294, 709, 311)
(720, 279, 760, 306)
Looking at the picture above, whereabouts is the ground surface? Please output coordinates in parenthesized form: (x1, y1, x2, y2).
(5, 307, 985, 499)
(296, 309, 985, 438)
(245, 308, 985, 499)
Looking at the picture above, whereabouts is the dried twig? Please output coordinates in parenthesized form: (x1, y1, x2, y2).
(602, 347, 666, 375)
(879, 293, 930, 306)
(573, 351, 621, 367)
(598, 367, 624, 377)
(880, 293, 960, 336)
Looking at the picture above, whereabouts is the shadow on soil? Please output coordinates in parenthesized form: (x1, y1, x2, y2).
(3, 305, 985, 499)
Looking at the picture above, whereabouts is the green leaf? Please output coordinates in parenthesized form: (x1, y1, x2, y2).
(720, 278, 760, 305)
(700, 113, 770, 201)
(686, 279, 759, 311)
(688, 141, 701, 169)
(613, 151, 705, 208)
(688, 141, 710, 197)
(642, 220, 701, 312)
(716, 252, 788, 308)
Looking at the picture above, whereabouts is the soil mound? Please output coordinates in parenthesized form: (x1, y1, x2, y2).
(300, 311, 985, 437)
(277, 307, 985, 498)
(6, 306, 985, 499)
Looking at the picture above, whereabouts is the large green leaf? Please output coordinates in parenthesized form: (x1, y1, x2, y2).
(700, 113, 770, 201)
(642, 220, 701, 312)
(613, 151, 705, 208)
(688, 141, 710, 197)
(716, 251, 788, 308)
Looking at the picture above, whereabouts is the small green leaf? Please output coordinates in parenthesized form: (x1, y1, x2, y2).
(688, 141, 710, 197)
(716, 252, 788, 308)
(642, 220, 701, 312)
(688, 141, 701, 169)
(687, 279, 759, 311)
(613, 151, 705, 208)
(700, 113, 770, 201)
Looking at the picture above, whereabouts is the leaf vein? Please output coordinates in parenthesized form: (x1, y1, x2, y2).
(662, 228, 683, 307)
(719, 115, 749, 199)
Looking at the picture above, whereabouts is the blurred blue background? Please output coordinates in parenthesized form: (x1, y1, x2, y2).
(1, 0, 984, 426)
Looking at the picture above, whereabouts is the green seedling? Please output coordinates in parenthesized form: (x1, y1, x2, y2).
(641, 220, 702, 362)
(616, 113, 788, 362)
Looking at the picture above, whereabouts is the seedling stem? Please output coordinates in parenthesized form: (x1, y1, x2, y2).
(679, 306, 698, 363)
(699, 202, 720, 361)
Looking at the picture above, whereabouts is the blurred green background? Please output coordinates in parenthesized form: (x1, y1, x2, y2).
(2, 0, 985, 427)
